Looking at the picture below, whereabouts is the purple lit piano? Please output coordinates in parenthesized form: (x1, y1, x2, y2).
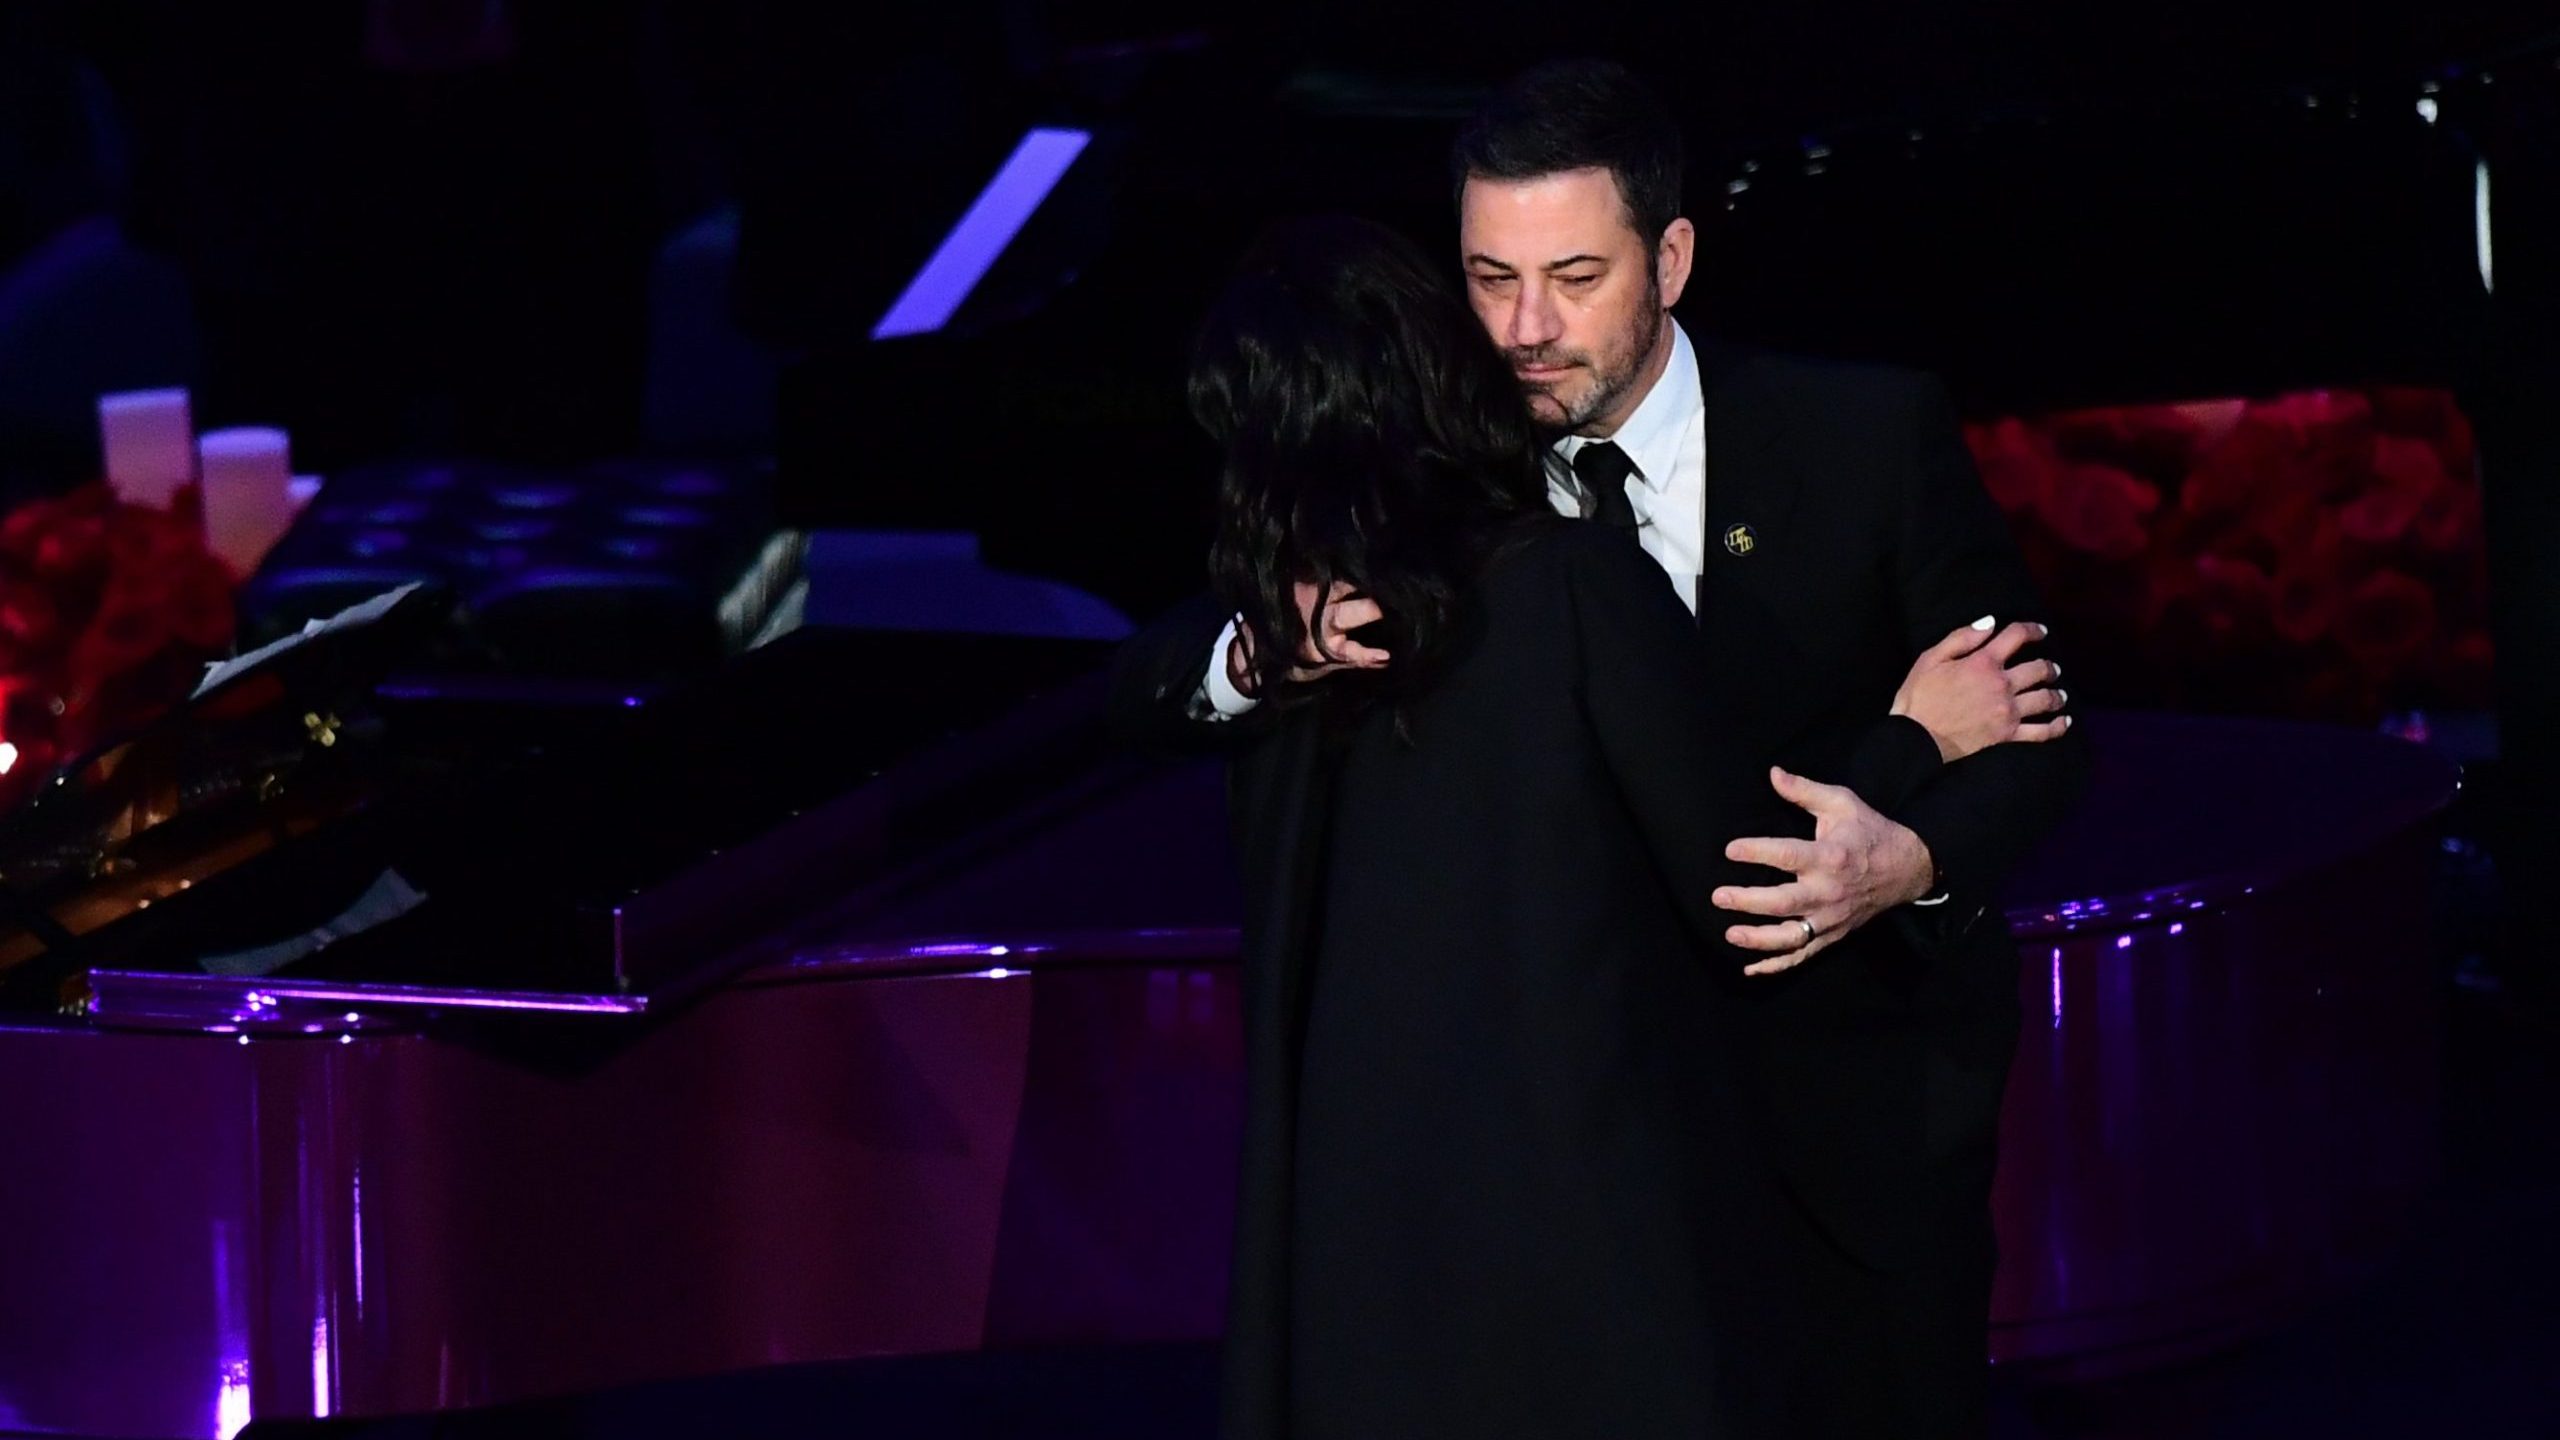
(0, 678, 2455, 1435)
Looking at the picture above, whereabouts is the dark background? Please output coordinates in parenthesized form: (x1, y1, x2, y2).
(5, 2, 2553, 486)
(3, 6, 2557, 1436)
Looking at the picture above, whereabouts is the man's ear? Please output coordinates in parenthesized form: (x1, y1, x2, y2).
(1657, 216, 1696, 310)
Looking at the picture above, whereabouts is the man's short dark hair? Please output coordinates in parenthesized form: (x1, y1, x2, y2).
(1450, 59, 1685, 244)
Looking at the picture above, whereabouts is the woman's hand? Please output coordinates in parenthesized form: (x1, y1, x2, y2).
(1891, 616, 2069, 763)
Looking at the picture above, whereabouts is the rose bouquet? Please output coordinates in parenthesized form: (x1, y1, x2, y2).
(1965, 386, 2491, 724)
(0, 485, 237, 814)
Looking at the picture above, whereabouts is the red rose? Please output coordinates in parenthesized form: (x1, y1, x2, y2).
(2244, 474, 2336, 555)
(2413, 481, 2478, 556)
(70, 602, 178, 687)
(32, 511, 108, 581)
(2334, 570, 2437, 673)
(2336, 489, 2417, 547)
(0, 503, 51, 560)
(2, 482, 242, 814)
(2193, 394, 2373, 536)
(2182, 417, 2286, 520)
(2436, 406, 2477, 477)
(103, 503, 194, 571)
(2181, 403, 2358, 529)
(2035, 462, 2159, 560)
(166, 561, 238, 651)
(1965, 418, 2055, 514)
(2373, 432, 2443, 493)
(2189, 554, 2274, 640)
(2268, 519, 2349, 644)
(0, 582, 64, 654)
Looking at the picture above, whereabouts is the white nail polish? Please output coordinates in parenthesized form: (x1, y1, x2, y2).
(1971, 615, 1996, 630)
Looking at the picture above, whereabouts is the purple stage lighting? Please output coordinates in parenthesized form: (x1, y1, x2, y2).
(872, 128, 1092, 340)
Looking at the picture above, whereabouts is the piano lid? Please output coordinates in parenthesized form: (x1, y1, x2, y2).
(0, 624, 1119, 1014)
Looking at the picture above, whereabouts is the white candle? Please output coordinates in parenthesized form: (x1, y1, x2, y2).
(198, 427, 294, 577)
(98, 388, 196, 508)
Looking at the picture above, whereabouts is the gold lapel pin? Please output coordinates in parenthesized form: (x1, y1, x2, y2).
(1723, 523, 1759, 557)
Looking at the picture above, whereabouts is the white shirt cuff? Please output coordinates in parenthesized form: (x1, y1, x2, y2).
(1192, 616, 1261, 721)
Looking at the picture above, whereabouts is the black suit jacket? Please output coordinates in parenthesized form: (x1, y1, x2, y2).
(1684, 339, 2090, 1269)
(1112, 339, 2090, 1281)
(1116, 523, 1937, 1440)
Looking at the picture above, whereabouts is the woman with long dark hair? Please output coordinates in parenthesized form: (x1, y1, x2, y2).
(1118, 217, 1959, 1439)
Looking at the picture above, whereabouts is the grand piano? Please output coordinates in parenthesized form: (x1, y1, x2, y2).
(0, 626, 2460, 1438)
(0, 15, 2512, 1438)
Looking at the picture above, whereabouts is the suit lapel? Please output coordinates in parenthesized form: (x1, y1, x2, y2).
(1691, 340, 1822, 724)
(1696, 337, 1810, 598)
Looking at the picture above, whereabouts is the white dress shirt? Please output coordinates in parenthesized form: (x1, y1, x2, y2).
(1200, 321, 1709, 717)
(1547, 319, 1708, 616)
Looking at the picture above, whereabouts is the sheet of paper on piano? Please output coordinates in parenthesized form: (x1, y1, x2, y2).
(190, 582, 425, 700)
(197, 868, 430, 977)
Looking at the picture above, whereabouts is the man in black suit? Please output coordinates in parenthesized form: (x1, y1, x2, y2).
(1123, 60, 2089, 1438)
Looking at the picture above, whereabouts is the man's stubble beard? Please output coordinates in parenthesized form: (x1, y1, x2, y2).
(1533, 283, 1669, 440)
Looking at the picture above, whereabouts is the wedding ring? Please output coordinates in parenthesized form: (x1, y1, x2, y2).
(1796, 917, 1819, 946)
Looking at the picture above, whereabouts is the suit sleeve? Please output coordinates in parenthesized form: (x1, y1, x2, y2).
(1564, 531, 1764, 963)
(1832, 713, 1943, 816)
(1106, 591, 1270, 753)
(1881, 376, 2094, 939)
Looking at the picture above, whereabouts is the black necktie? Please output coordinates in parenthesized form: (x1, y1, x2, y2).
(1572, 441, 1639, 532)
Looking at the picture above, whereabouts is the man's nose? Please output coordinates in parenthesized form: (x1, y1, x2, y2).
(1508, 284, 1562, 350)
